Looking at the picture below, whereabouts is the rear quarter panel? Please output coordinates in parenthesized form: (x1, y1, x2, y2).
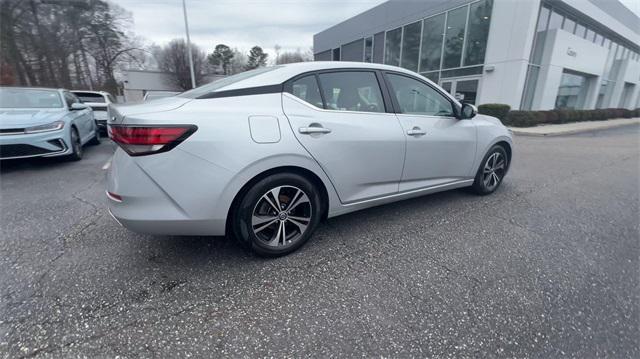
(120, 93, 340, 228)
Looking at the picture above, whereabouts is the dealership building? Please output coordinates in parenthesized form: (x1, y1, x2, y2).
(313, 0, 640, 110)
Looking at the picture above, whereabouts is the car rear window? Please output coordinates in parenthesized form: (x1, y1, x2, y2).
(178, 66, 282, 99)
(74, 93, 106, 103)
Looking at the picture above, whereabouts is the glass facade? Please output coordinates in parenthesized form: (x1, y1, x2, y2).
(419, 14, 445, 72)
(384, 27, 402, 66)
(364, 37, 373, 62)
(521, 3, 640, 110)
(464, 0, 493, 66)
(555, 71, 589, 109)
(443, 6, 468, 69)
(400, 21, 421, 72)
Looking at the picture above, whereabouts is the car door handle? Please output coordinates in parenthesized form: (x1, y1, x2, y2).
(406, 127, 426, 136)
(299, 127, 331, 134)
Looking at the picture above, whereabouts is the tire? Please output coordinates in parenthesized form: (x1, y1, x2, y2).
(470, 145, 508, 195)
(232, 173, 323, 257)
(67, 127, 83, 161)
(88, 126, 101, 145)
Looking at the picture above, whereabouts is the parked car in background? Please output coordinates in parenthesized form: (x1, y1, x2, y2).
(71, 90, 116, 133)
(143, 91, 180, 101)
(107, 62, 513, 256)
(0, 87, 100, 161)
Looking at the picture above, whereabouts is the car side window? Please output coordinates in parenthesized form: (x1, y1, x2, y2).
(288, 75, 323, 108)
(107, 94, 117, 103)
(318, 71, 385, 113)
(386, 73, 454, 117)
(63, 92, 78, 107)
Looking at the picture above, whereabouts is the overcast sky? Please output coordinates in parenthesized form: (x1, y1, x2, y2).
(111, 0, 640, 60)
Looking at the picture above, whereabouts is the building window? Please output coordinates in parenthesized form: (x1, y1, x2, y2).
(341, 39, 364, 62)
(562, 17, 576, 33)
(555, 71, 589, 110)
(464, 0, 493, 66)
(521, 65, 540, 110)
(364, 37, 373, 62)
(400, 21, 421, 72)
(594, 33, 603, 46)
(443, 6, 468, 69)
(421, 71, 440, 83)
(332, 48, 341, 61)
(575, 24, 586, 38)
(384, 27, 402, 66)
(373, 32, 385, 63)
(419, 14, 445, 72)
(585, 29, 595, 42)
(548, 11, 563, 30)
(318, 71, 385, 113)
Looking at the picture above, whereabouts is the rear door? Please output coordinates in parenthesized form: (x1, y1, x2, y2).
(282, 70, 406, 204)
(383, 72, 477, 192)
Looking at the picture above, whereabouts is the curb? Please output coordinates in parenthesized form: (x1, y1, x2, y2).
(510, 120, 640, 137)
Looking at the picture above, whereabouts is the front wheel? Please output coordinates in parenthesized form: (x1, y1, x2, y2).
(67, 128, 83, 161)
(471, 145, 508, 195)
(233, 173, 323, 257)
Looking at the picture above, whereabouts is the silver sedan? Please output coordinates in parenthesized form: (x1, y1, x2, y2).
(106, 62, 513, 256)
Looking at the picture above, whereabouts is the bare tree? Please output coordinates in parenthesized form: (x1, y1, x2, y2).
(276, 48, 312, 65)
(0, 0, 143, 93)
(156, 39, 206, 90)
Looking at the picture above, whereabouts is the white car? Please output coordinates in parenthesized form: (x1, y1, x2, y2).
(107, 62, 513, 256)
(143, 91, 181, 101)
(72, 90, 116, 133)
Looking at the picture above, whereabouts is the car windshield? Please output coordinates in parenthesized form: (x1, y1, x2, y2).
(178, 66, 282, 99)
(74, 92, 105, 103)
(0, 88, 63, 108)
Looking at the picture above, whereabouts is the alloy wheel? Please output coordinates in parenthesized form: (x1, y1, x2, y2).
(251, 185, 312, 247)
(482, 152, 506, 191)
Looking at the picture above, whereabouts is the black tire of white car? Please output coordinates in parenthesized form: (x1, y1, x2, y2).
(471, 145, 508, 195)
(234, 173, 322, 257)
(88, 125, 101, 145)
(67, 128, 83, 161)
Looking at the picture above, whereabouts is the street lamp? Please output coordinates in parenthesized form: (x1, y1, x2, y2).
(182, 0, 196, 89)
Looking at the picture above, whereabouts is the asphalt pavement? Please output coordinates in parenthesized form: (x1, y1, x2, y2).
(1, 125, 639, 358)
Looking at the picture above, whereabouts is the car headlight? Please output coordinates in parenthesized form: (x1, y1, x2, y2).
(24, 120, 65, 134)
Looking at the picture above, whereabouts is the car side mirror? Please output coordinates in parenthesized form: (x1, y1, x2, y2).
(70, 102, 88, 111)
(460, 103, 477, 120)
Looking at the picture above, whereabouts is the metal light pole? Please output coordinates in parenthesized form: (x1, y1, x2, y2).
(182, 0, 196, 88)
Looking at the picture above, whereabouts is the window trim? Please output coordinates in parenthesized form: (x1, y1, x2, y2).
(284, 68, 393, 114)
(381, 71, 460, 118)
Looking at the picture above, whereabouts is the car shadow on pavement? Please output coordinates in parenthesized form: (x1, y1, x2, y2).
(0, 145, 103, 175)
(141, 187, 485, 266)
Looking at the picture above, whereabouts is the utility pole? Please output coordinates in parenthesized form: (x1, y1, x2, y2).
(182, 0, 196, 88)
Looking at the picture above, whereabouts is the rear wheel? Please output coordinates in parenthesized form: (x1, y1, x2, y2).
(88, 126, 101, 145)
(471, 145, 508, 195)
(67, 128, 83, 161)
(233, 173, 322, 256)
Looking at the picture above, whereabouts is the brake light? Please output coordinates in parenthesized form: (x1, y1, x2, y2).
(108, 125, 197, 156)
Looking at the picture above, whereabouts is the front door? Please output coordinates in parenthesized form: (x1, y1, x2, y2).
(282, 71, 406, 204)
(440, 78, 480, 105)
(385, 72, 477, 192)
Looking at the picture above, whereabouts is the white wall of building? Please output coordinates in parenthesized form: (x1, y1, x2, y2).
(532, 29, 609, 110)
(479, 0, 541, 109)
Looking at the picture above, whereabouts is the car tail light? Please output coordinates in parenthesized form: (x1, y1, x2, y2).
(108, 125, 197, 156)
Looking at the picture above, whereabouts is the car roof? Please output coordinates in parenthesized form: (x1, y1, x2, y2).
(217, 61, 430, 91)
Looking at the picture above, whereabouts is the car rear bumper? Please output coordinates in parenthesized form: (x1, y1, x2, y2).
(105, 148, 230, 236)
(0, 129, 71, 160)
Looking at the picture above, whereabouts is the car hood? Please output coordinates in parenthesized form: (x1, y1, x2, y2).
(0, 109, 67, 129)
(108, 97, 191, 124)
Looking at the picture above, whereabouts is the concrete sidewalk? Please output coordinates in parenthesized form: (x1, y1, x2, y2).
(510, 117, 640, 136)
